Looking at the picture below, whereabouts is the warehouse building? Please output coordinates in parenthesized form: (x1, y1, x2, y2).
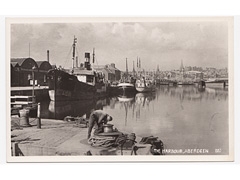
(11, 57, 52, 87)
(93, 63, 121, 83)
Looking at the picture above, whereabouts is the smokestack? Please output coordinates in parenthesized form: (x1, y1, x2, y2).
(85, 52, 90, 62)
(84, 52, 91, 70)
(47, 50, 50, 62)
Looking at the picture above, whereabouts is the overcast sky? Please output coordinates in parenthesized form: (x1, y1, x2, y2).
(11, 21, 228, 71)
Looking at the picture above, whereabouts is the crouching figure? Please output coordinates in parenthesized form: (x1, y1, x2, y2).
(87, 110, 113, 139)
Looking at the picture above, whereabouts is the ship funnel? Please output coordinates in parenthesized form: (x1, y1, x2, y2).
(85, 52, 90, 61)
(84, 52, 91, 70)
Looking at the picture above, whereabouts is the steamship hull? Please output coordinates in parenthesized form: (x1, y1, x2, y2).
(47, 69, 97, 101)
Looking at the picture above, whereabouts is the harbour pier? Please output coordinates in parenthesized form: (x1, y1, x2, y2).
(11, 117, 152, 156)
(11, 86, 50, 101)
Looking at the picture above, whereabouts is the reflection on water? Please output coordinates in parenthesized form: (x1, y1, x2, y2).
(117, 94, 135, 126)
(40, 98, 109, 120)
(40, 85, 228, 155)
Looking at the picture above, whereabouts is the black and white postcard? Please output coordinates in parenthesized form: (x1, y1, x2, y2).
(6, 17, 234, 162)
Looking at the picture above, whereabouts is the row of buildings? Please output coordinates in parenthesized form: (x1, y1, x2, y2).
(154, 62, 228, 81)
(11, 58, 53, 87)
(93, 63, 121, 83)
(11, 57, 122, 87)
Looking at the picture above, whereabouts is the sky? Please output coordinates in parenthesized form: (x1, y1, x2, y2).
(11, 21, 229, 71)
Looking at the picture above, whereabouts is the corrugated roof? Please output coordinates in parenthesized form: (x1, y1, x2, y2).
(11, 57, 39, 69)
(10, 62, 20, 67)
(11, 58, 28, 66)
(36, 61, 52, 70)
(36, 61, 45, 67)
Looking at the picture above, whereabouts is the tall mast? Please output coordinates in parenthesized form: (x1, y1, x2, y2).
(137, 57, 139, 68)
(126, 58, 128, 75)
(29, 43, 31, 57)
(133, 60, 135, 76)
(139, 58, 141, 69)
(136, 57, 139, 75)
(72, 36, 77, 69)
(133, 61, 135, 71)
(76, 56, 78, 68)
(92, 48, 95, 64)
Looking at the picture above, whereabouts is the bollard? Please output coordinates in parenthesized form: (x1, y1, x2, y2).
(19, 108, 31, 127)
(37, 103, 41, 129)
(11, 142, 16, 156)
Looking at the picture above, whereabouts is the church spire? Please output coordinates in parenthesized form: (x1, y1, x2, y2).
(180, 59, 184, 71)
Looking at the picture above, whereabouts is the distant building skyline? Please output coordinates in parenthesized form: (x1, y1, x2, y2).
(11, 21, 228, 71)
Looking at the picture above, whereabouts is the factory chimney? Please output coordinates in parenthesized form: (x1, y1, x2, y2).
(47, 50, 50, 63)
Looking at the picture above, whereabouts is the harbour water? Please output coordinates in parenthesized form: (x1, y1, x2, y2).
(40, 85, 228, 155)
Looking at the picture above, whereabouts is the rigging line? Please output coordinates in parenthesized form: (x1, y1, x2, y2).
(95, 54, 99, 67)
(94, 52, 100, 73)
(93, 57, 98, 73)
(76, 44, 80, 65)
(63, 45, 73, 68)
(75, 44, 81, 67)
(76, 45, 79, 58)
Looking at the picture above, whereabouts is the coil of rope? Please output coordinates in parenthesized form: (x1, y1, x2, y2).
(88, 133, 137, 155)
(88, 136, 116, 148)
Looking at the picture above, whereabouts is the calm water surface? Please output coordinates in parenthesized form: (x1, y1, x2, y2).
(41, 85, 228, 155)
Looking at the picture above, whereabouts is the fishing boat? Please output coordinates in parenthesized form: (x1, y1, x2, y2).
(117, 82, 136, 94)
(47, 36, 107, 101)
(107, 81, 120, 95)
(205, 78, 228, 87)
(135, 77, 156, 93)
(117, 58, 136, 94)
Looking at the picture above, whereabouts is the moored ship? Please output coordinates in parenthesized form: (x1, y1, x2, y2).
(47, 36, 107, 101)
(135, 77, 156, 93)
(117, 82, 136, 94)
(117, 58, 136, 94)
